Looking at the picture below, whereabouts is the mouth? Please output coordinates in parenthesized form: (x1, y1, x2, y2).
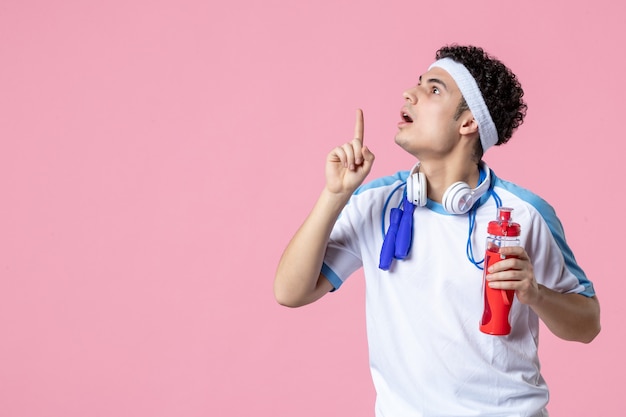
(399, 109, 414, 125)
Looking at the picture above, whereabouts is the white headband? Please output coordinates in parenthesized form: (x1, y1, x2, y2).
(429, 57, 498, 152)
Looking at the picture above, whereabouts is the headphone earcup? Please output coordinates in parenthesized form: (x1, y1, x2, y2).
(442, 181, 474, 214)
(406, 172, 427, 207)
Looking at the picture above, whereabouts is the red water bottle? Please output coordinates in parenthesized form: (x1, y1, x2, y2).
(480, 207, 521, 336)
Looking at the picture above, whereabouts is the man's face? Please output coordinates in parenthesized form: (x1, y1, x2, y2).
(394, 66, 467, 159)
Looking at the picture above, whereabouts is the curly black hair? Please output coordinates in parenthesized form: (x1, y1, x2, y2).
(435, 45, 527, 154)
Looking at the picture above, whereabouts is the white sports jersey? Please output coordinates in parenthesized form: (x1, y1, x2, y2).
(322, 166, 594, 417)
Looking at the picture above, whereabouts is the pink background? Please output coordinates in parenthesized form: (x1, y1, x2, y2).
(1, 1, 623, 416)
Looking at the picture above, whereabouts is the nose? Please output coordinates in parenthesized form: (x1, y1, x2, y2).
(403, 86, 418, 104)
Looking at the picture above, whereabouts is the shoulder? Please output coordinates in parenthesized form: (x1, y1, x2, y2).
(492, 174, 560, 227)
(336, 171, 409, 226)
(492, 175, 552, 211)
(346, 171, 409, 208)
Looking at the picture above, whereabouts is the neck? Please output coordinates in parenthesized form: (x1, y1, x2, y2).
(416, 158, 481, 203)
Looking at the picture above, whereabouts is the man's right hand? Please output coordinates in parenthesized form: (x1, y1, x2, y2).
(325, 109, 375, 195)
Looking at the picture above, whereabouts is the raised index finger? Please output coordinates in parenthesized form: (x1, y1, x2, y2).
(353, 108, 364, 144)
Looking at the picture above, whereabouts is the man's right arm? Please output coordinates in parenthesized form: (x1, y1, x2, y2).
(273, 189, 352, 307)
(273, 109, 374, 307)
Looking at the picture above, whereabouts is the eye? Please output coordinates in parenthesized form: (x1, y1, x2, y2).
(432, 86, 441, 95)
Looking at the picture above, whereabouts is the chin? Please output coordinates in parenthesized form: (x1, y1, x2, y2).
(394, 135, 421, 159)
(394, 134, 409, 149)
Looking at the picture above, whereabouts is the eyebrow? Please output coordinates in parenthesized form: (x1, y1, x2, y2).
(419, 75, 449, 91)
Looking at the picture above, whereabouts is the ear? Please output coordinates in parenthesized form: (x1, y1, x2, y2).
(459, 113, 479, 137)
(459, 113, 479, 134)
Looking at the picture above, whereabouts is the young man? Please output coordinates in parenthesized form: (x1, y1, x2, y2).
(274, 45, 600, 417)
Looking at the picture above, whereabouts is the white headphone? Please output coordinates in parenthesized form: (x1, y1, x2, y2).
(406, 162, 491, 214)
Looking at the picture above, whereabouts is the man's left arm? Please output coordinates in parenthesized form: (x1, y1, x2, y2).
(487, 246, 601, 343)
